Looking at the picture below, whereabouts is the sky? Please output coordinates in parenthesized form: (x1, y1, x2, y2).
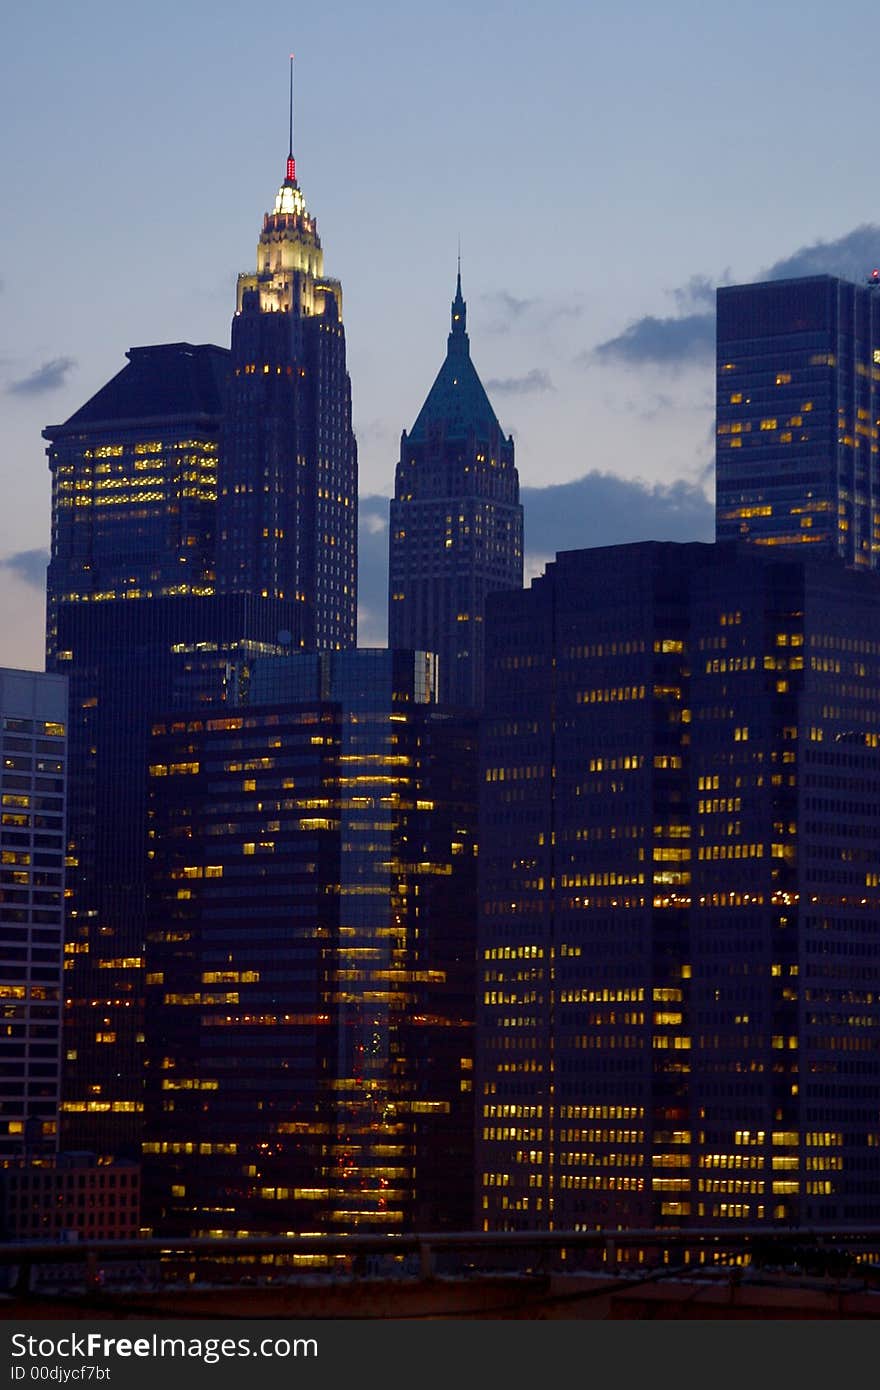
(2, 0, 879, 663)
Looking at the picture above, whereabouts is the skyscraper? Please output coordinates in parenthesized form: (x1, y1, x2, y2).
(716, 273, 880, 565)
(44, 341, 227, 658)
(0, 668, 67, 1164)
(389, 274, 523, 708)
(478, 541, 880, 1236)
(217, 95, 358, 650)
(43, 79, 359, 1158)
(143, 650, 478, 1238)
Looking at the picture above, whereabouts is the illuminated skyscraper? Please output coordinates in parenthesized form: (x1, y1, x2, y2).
(43, 74, 358, 1159)
(143, 650, 477, 1238)
(217, 81, 358, 650)
(716, 273, 880, 565)
(478, 542, 880, 1236)
(389, 274, 522, 708)
(43, 346, 300, 1158)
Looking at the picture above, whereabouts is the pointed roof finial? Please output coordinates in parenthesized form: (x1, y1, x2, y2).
(286, 54, 297, 185)
(451, 249, 466, 340)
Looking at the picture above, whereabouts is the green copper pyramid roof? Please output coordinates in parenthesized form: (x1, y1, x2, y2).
(408, 275, 504, 442)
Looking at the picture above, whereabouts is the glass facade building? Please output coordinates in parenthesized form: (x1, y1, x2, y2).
(716, 275, 880, 565)
(389, 276, 523, 708)
(0, 668, 67, 1163)
(43, 347, 300, 1158)
(143, 650, 478, 1239)
(478, 542, 880, 1238)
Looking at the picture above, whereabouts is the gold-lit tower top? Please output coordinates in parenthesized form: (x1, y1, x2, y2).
(235, 55, 343, 320)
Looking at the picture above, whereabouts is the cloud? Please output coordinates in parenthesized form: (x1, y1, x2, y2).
(589, 223, 880, 370)
(591, 312, 716, 368)
(522, 471, 713, 555)
(484, 368, 555, 396)
(354, 417, 396, 449)
(761, 223, 880, 284)
(8, 357, 76, 396)
(355, 472, 714, 642)
(480, 291, 584, 334)
(1, 548, 49, 589)
(670, 274, 718, 313)
(357, 496, 391, 647)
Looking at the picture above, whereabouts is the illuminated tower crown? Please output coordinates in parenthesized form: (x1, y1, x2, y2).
(235, 56, 342, 321)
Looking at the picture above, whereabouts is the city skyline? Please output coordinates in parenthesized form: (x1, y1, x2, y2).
(3, 0, 880, 667)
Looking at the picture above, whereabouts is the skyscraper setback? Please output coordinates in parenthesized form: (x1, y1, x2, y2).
(389, 274, 523, 708)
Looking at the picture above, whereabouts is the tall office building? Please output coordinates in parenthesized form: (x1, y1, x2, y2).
(389, 274, 523, 708)
(43, 347, 299, 1157)
(44, 342, 227, 658)
(142, 650, 477, 1238)
(43, 86, 360, 1157)
(478, 542, 880, 1236)
(716, 274, 880, 565)
(0, 668, 67, 1163)
(217, 121, 358, 649)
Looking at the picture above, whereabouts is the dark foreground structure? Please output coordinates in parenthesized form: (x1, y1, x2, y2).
(478, 541, 880, 1234)
(3, 1227, 880, 1319)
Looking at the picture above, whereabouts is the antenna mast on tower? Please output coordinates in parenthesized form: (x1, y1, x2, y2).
(287, 53, 296, 184)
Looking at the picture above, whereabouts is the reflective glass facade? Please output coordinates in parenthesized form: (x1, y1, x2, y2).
(143, 651, 478, 1240)
(716, 276, 880, 566)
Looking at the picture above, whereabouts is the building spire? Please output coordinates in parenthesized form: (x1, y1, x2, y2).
(450, 257, 467, 343)
(286, 53, 297, 186)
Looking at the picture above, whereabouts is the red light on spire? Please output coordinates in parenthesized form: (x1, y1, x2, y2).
(287, 156, 296, 183)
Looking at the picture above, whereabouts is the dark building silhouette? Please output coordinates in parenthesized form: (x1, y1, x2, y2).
(716, 273, 880, 565)
(0, 1154, 140, 1243)
(478, 542, 880, 1236)
(389, 274, 522, 708)
(217, 136, 358, 650)
(143, 650, 477, 1239)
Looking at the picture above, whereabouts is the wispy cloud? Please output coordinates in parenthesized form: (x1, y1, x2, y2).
(591, 313, 715, 368)
(357, 497, 392, 647)
(587, 223, 880, 370)
(485, 368, 555, 396)
(480, 291, 584, 334)
(761, 223, 880, 284)
(1, 548, 49, 588)
(8, 357, 76, 396)
(670, 274, 719, 314)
